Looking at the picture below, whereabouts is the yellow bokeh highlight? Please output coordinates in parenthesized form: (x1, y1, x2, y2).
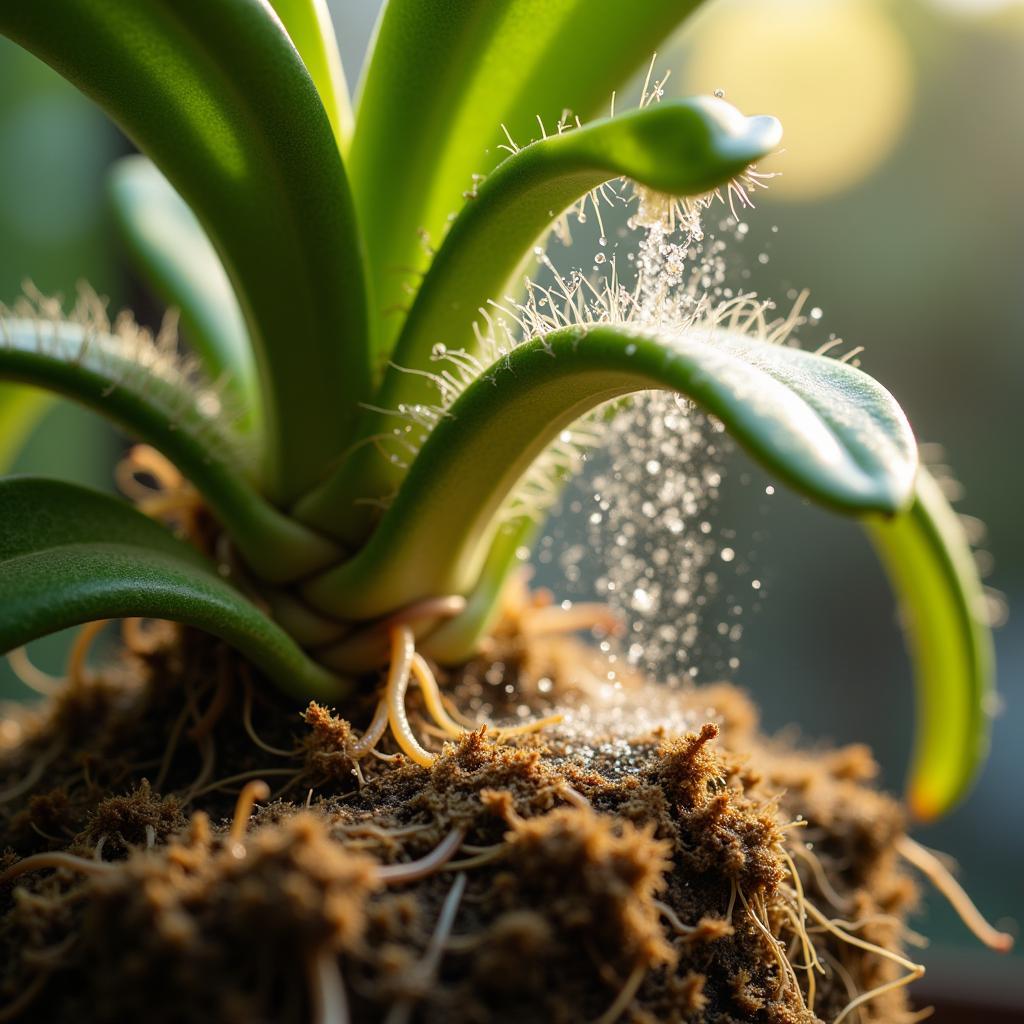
(684, 0, 914, 201)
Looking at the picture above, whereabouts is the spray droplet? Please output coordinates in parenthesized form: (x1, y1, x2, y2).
(714, 88, 725, 99)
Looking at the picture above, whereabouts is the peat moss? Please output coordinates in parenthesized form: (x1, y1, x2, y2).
(0, 624, 921, 1023)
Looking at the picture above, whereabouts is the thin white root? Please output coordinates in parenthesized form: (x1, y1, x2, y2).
(0, 851, 116, 887)
(66, 620, 109, 688)
(242, 671, 299, 758)
(803, 899, 925, 1023)
(6, 647, 64, 696)
(896, 835, 1013, 953)
(308, 946, 349, 1024)
(519, 602, 624, 638)
(347, 699, 390, 758)
(591, 961, 646, 1024)
(384, 873, 467, 1024)
(653, 899, 695, 935)
(739, 887, 803, 1007)
(385, 625, 435, 767)
(410, 654, 464, 739)
(228, 779, 270, 848)
(781, 847, 823, 1011)
(376, 827, 467, 885)
(491, 713, 564, 740)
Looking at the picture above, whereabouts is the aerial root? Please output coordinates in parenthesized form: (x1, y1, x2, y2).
(376, 827, 467, 885)
(781, 847, 823, 1011)
(66, 619, 110, 689)
(228, 779, 270, 850)
(803, 898, 925, 1024)
(188, 646, 234, 741)
(242, 669, 300, 758)
(384, 872, 467, 1024)
(350, 624, 562, 768)
(0, 850, 116, 887)
(896, 835, 1013, 952)
(308, 945, 350, 1024)
(5, 647, 64, 696)
(116, 444, 202, 528)
(385, 625, 435, 767)
(519, 601, 624, 639)
(738, 887, 804, 1008)
(591, 961, 646, 1024)
(792, 842, 852, 912)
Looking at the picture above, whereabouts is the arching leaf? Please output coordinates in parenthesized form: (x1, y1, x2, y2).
(350, 0, 707, 356)
(868, 469, 995, 820)
(0, 0, 371, 501)
(304, 324, 917, 620)
(108, 156, 259, 433)
(0, 314, 337, 583)
(298, 97, 781, 537)
(0, 477, 347, 701)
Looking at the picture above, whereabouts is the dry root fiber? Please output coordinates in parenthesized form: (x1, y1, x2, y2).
(0, 623, 936, 1023)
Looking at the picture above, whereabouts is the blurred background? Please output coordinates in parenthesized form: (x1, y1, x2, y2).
(1, 0, 1021, 1017)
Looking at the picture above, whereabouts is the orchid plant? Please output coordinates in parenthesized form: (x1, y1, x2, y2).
(0, 0, 993, 820)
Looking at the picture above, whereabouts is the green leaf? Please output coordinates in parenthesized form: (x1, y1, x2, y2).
(108, 156, 259, 434)
(867, 469, 995, 820)
(0, 0, 371, 501)
(0, 314, 338, 583)
(421, 516, 537, 665)
(269, 0, 353, 151)
(298, 98, 782, 538)
(0, 383, 49, 472)
(350, 0, 707, 357)
(303, 324, 917, 621)
(0, 477, 347, 701)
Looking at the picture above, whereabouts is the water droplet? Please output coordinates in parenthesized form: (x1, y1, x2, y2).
(714, 88, 725, 99)
(720, 547, 735, 563)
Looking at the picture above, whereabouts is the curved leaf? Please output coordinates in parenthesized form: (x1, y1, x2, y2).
(421, 516, 537, 664)
(269, 0, 353, 150)
(0, 477, 347, 701)
(303, 324, 917, 621)
(350, 0, 706, 355)
(298, 98, 782, 537)
(0, 315, 338, 583)
(108, 156, 259, 433)
(867, 469, 995, 820)
(0, 0, 371, 501)
(0, 383, 49, 471)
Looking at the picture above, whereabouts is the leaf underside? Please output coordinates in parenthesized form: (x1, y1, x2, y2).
(303, 323, 917, 621)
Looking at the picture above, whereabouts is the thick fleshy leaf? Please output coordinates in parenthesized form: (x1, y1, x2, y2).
(0, 477, 347, 701)
(422, 517, 537, 665)
(108, 156, 259, 432)
(303, 324, 917, 621)
(0, 0, 371, 501)
(0, 383, 49, 471)
(269, 0, 353, 150)
(0, 315, 338, 583)
(868, 469, 995, 820)
(350, 0, 706, 356)
(298, 98, 782, 537)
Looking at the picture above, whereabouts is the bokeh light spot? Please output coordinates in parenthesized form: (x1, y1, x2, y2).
(684, 0, 914, 201)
